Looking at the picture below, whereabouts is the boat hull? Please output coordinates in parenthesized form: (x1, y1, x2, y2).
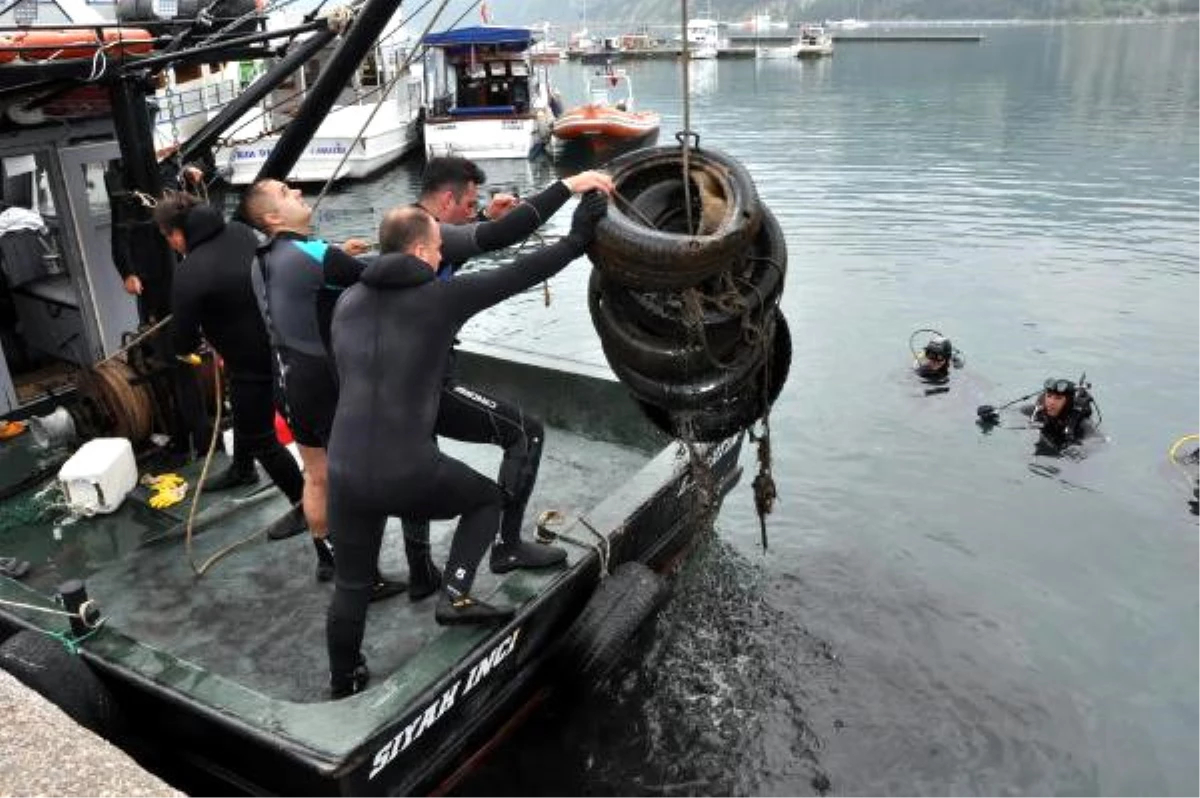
(216, 102, 421, 185)
(552, 106, 660, 141)
(424, 115, 548, 160)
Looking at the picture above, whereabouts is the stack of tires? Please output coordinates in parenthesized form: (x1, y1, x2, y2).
(587, 144, 791, 443)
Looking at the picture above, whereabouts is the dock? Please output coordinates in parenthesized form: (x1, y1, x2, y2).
(833, 33, 984, 42)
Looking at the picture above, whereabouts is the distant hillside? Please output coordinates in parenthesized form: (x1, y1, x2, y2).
(487, 0, 1198, 27)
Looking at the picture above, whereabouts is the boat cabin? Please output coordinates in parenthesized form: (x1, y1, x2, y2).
(0, 123, 138, 416)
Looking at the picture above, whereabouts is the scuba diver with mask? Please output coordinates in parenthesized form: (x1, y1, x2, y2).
(977, 375, 1102, 453)
(910, 329, 964, 386)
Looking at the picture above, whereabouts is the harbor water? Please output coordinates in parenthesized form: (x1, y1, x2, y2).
(311, 21, 1198, 796)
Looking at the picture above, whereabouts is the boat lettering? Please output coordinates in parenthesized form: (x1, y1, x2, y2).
(368, 627, 522, 781)
(501, 119, 523, 130)
(233, 148, 272, 160)
(452, 385, 497, 410)
(308, 142, 348, 156)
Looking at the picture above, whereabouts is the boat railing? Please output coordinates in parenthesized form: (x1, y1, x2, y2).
(163, 78, 239, 121)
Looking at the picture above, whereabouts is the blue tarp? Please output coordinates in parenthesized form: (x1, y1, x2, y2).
(421, 26, 534, 47)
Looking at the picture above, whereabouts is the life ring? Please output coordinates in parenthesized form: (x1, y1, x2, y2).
(0, 630, 122, 737)
(559, 562, 667, 682)
(637, 311, 792, 443)
(605, 205, 788, 345)
(2, 28, 153, 62)
(588, 269, 742, 382)
(588, 144, 762, 291)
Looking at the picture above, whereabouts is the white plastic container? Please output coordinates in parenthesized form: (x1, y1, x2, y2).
(57, 438, 138, 515)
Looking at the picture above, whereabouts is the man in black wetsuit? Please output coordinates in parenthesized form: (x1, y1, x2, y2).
(325, 195, 608, 697)
(153, 192, 305, 538)
(1020, 378, 1098, 450)
(402, 157, 614, 572)
(239, 180, 409, 600)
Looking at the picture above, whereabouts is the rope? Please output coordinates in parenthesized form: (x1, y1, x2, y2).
(47, 622, 106, 655)
(0, 598, 107, 652)
(535, 510, 609, 578)
(310, 0, 454, 213)
(678, 0, 694, 234)
(96, 314, 172, 367)
(182, 357, 264, 576)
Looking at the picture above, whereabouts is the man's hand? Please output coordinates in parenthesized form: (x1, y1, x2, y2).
(340, 238, 372, 256)
(123, 275, 144, 296)
(566, 190, 609, 248)
(563, 170, 614, 196)
(483, 192, 519, 220)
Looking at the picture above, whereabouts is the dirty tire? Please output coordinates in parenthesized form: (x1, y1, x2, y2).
(606, 326, 770, 412)
(608, 206, 788, 344)
(638, 311, 792, 443)
(589, 145, 762, 290)
(589, 270, 742, 382)
(561, 562, 668, 682)
(0, 630, 121, 736)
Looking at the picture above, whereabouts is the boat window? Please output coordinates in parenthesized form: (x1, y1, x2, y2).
(81, 163, 112, 221)
(360, 53, 380, 88)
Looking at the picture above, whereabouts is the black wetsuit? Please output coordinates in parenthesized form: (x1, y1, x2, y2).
(251, 233, 365, 447)
(325, 236, 586, 676)
(171, 207, 303, 504)
(914, 359, 950, 384)
(1021, 400, 1096, 449)
(431, 180, 572, 545)
(252, 231, 433, 578)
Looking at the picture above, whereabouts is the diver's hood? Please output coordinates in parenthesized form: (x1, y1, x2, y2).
(360, 253, 437, 289)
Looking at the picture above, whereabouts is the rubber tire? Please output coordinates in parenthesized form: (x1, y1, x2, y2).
(589, 269, 742, 382)
(0, 630, 121, 737)
(607, 206, 788, 345)
(589, 145, 762, 290)
(561, 562, 668, 682)
(638, 311, 792, 443)
(606, 323, 771, 412)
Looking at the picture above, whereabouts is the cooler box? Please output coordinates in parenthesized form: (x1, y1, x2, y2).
(57, 438, 137, 515)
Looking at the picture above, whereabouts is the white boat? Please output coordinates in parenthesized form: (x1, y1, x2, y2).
(794, 25, 834, 58)
(686, 18, 720, 60)
(422, 26, 553, 160)
(216, 23, 424, 185)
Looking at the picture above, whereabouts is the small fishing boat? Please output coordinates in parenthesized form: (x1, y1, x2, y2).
(551, 66, 659, 145)
(421, 25, 555, 160)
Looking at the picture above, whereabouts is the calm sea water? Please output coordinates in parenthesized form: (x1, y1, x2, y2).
(313, 21, 1199, 796)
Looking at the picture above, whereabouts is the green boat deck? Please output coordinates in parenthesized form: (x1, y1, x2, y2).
(0, 425, 649, 704)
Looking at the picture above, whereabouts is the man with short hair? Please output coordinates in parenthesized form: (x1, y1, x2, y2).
(392, 157, 613, 573)
(1021, 378, 1098, 449)
(326, 194, 608, 697)
(239, 179, 413, 600)
(153, 192, 305, 539)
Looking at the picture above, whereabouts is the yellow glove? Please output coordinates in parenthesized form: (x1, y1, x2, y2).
(141, 472, 189, 509)
(177, 353, 203, 366)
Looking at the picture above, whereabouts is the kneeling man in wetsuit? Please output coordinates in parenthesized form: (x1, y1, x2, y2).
(324, 193, 608, 698)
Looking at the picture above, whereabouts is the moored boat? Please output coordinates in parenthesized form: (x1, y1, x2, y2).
(794, 24, 834, 57)
(0, 2, 750, 792)
(421, 25, 554, 160)
(551, 66, 659, 143)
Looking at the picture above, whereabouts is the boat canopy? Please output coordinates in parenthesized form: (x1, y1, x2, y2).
(422, 26, 534, 47)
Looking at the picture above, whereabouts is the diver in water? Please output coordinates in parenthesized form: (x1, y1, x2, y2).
(1019, 378, 1099, 451)
(910, 329, 964, 385)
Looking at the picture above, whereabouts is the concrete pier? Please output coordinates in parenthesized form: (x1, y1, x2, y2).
(0, 670, 181, 797)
